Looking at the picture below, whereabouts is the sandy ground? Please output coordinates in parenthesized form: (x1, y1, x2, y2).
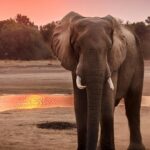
(0, 60, 149, 95)
(0, 60, 72, 94)
(0, 106, 149, 150)
(0, 60, 149, 150)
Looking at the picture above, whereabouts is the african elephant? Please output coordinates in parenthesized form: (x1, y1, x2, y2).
(50, 11, 145, 150)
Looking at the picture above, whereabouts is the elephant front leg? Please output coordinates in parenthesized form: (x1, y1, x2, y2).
(98, 86, 115, 150)
(125, 89, 145, 150)
(124, 68, 145, 150)
(98, 74, 117, 150)
(72, 73, 87, 150)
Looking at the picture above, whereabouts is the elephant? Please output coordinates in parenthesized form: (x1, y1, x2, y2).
(50, 11, 145, 150)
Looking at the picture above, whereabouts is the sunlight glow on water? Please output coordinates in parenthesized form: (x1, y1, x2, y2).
(0, 94, 73, 111)
(19, 95, 43, 109)
(0, 95, 149, 112)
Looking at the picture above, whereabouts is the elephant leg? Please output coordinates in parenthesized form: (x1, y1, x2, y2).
(98, 72, 118, 150)
(72, 73, 87, 150)
(125, 76, 145, 150)
(98, 81, 115, 150)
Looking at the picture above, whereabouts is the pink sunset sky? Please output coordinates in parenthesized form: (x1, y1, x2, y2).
(0, 0, 149, 25)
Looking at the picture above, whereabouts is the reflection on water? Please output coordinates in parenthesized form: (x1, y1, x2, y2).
(0, 94, 149, 112)
(0, 94, 73, 112)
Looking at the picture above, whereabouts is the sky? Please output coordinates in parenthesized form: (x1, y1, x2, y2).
(0, 0, 149, 26)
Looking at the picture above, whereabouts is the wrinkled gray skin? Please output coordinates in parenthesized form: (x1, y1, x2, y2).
(50, 11, 145, 150)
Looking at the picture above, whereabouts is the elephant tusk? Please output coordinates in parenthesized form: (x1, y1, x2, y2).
(76, 76, 86, 90)
(108, 77, 114, 90)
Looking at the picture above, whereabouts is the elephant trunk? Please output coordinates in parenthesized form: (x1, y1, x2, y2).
(75, 50, 107, 149)
(76, 69, 104, 150)
(86, 73, 104, 150)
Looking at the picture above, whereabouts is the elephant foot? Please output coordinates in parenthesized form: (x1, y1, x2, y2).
(128, 143, 145, 150)
(97, 147, 115, 150)
(97, 144, 115, 150)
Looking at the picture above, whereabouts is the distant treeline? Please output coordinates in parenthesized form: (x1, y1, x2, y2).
(0, 14, 54, 60)
(125, 17, 150, 60)
(0, 14, 150, 60)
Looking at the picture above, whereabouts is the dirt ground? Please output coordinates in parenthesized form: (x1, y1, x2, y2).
(0, 106, 149, 150)
(0, 60, 149, 95)
(0, 60, 72, 94)
(0, 60, 149, 150)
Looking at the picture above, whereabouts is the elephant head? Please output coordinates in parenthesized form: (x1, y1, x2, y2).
(50, 11, 128, 149)
(51, 12, 127, 88)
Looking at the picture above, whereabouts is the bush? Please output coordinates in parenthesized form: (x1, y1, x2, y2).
(0, 19, 54, 60)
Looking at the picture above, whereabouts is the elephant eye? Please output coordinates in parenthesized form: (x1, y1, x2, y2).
(72, 42, 80, 60)
(108, 45, 111, 50)
(107, 42, 112, 51)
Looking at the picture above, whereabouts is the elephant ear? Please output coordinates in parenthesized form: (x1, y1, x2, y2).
(105, 16, 127, 71)
(51, 12, 83, 71)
